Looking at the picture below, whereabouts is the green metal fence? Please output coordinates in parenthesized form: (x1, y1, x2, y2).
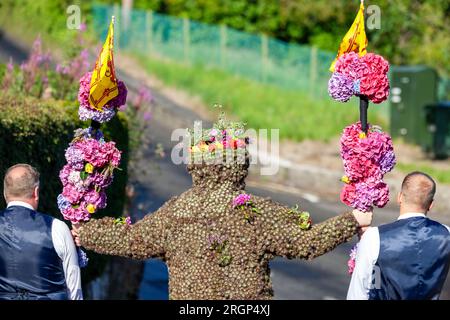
(92, 4, 336, 99)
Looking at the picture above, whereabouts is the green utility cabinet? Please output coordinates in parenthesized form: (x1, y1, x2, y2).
(390, 66, 438, 151)
(425, 102, 450, 159)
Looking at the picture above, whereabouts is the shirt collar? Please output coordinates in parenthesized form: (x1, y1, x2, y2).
(398, 212, 427, 220)
(7, 201, 35, 211)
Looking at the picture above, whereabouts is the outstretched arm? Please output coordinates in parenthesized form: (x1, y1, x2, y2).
(254, 197, 367, 260)
(76, 198, 175, 260)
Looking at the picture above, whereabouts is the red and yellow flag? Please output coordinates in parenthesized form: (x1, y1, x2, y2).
(329, 1, 368, 72)
(89, 17, 118, 110)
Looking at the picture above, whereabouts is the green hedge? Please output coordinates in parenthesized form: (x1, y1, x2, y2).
(0, 94, 129, 285)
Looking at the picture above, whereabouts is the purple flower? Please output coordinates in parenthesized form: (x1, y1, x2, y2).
(83, 189, 107, 210)
(7, 58, 13, 73)
(232, 193, 251, 208)
(65, 146, 85, 170)
(133, 86, 153, 109)
(74, 127, 104, 141)
(57, 194, 71, 211)
(379, 149, 396, 174)
(77, 248, 89, 268)
(328, 73, 355, 102)
(351, 179, 389, 212)
(108, 80, 128, 108)
(78, 104, 117, 123)
(89, 172, 113, 188)
(2, 57, 15, 90)
(79, 23, 87, 32)
(59, 165, 72, 186)
(125, 217, 132, 226)
(207, 234, 227, 248)
(142, 111, 151, 122)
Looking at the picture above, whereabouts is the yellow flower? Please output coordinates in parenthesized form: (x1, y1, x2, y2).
(359, 132, 367, 139)
(341, 175, 350, 184)
(200, 143, 209, 153)
(85, 163, 94, 173)
(191, 146, 201, 153)
(86, 204, 96, 214)
(215, 141, 224, 150)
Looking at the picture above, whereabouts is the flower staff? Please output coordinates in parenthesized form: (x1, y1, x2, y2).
(58, 16, 128, 266)
(327, 1, 395, 273)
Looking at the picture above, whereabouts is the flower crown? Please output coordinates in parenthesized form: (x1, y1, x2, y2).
(187, 111, 249, 164)
(328, 52, 390, 104)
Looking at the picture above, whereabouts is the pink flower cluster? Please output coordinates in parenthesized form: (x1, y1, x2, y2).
(347, 243, 359, 274)
(232, 193, 252, 208)
(58, 129, 122, 223)
(78, 71, 128, 123)
(329, 52, 390, 104)
(340, 122, 396, 212)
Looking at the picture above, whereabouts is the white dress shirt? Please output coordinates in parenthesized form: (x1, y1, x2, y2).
(347, 212, 450, 300)
(7, 201, 83, 300)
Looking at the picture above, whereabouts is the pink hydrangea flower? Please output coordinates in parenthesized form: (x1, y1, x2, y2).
(62, 184, 83, 203)
(340, 122, 395, 212)
(331, 52, 390, 104)
(232, 193, 251, 208)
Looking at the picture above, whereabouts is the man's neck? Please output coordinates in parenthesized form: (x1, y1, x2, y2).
(398, 210, 427, 220)
(7, 199, 36, 211)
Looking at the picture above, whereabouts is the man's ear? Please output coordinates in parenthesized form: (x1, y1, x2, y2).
(34, 186, 39, 201)
(428, 200, 434, 212)
(397, 192, 402, 205)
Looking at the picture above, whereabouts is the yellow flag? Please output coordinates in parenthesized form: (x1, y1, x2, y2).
(89, 17, 118, 110)
(329, 1, 368, 72)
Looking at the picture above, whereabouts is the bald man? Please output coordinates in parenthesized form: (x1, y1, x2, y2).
(347, 171, 450, 300)
(0, 164, 82, 300)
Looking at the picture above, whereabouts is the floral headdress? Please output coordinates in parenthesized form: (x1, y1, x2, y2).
(187, 110, 249, 165)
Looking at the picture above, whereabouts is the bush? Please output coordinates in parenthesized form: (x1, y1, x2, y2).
(0, 94, 129, 285)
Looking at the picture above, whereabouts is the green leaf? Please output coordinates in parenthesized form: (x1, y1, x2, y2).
(80, 171, 89, 180)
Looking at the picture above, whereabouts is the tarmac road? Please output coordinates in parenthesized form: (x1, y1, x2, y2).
(1, 32, 449, 300)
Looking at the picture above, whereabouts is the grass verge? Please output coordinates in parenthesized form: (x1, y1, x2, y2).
(396, 162, 450, 185)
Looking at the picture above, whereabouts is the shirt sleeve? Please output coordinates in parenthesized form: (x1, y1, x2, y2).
(444, 224, 450, 234)
(347, 227, 380, 300)
(52, 219, 83, 300)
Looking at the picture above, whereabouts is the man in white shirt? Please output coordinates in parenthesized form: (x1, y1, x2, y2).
(347, 171, 450, 300)
(0, 164, 82, 300)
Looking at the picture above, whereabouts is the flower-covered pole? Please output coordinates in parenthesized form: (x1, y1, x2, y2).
(57, 16, 128, 268)
(328, 1, 395, 274)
